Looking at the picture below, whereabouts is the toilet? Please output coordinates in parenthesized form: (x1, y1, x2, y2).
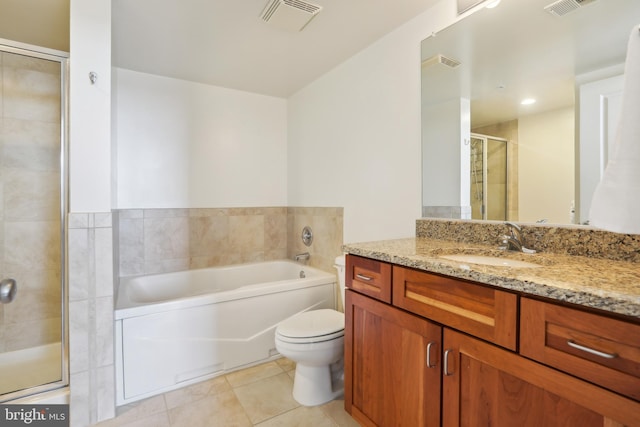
(275, 255, 347, 406)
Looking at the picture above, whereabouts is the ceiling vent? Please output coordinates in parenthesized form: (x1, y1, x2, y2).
(422, 54, 462, 70)
(544, 0, 597, 17)
(260, 0, 323, 32)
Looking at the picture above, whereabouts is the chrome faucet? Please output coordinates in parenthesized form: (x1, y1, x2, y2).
(294, 252, 310, 263)
(500, 222, 536, 254)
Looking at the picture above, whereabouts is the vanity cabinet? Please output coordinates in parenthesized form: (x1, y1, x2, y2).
(343, 255, 640, 427)
(442, 328, 639, 426)
(344, 289, 441, 427)
(520, 297, 640, 402)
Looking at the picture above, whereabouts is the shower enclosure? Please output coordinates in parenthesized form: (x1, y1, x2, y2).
(469, 133, 508, 220)
(0, 39, 68, 402)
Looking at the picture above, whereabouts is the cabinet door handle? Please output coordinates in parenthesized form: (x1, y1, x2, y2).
(426, 342, 437, 368)
(567, 340, 618, 359)
(355, 274, 373, 281)
(443, 349, 454, 376)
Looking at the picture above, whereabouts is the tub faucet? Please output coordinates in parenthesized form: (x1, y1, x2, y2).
(500, 222, 536, 254)
(294, 252, 310, 263)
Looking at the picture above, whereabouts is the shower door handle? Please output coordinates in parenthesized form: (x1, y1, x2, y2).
(0, 278, 17, 303)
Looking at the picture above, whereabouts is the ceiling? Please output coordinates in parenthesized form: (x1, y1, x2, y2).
(420, 0, 640, 128)
(112, 0, 442, 98)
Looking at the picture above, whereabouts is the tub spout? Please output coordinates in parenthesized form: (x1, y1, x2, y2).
(294, 252, 310, 263)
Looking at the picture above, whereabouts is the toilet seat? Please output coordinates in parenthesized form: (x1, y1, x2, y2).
(276, 309, 344, 344)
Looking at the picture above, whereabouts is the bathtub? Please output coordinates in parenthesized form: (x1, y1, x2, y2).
(115, 260, 337, 405)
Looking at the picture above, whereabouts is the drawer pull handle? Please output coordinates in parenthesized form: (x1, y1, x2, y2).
(567, 340, 618, 359)
(443, 349, 454, 376)
(355, 274, 373, 281)
(426, 342, 436, 368)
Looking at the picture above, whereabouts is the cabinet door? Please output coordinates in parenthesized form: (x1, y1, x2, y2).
(442, 328, 640, 427)
(345, 290, 441, 427)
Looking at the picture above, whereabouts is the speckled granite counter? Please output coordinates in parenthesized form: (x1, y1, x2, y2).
(342, 237, 640, 320)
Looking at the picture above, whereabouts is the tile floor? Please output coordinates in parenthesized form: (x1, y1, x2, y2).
(94, 358, 360, 427)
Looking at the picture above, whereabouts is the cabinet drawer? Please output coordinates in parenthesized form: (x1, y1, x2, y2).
(393, 266, 517, 350)
(521, 298, 640, 401)
(345, 255, 392, 303)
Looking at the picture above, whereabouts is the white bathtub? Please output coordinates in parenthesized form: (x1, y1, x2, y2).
(115, 260, 336, 405)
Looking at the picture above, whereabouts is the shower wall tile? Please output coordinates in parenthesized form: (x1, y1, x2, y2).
(143, 216, 190, 262)
(95, 227, 114, 298)
(2, 62, 60, 123)
(229, 215, 264, 254)
(287, 207, 344, 273)
(115, 207, 343, 279)
(118, 217, 144, 277)
(68, 228, 90, 301)
(5, 220, 60, 270)
(69, 299, 89, 375)
(68, 212, 116, 424)
(70, 371, 90, 427)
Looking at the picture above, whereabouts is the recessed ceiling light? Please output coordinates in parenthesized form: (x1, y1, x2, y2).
(485, 0, 501, 9)
(521, 98, 536, 105)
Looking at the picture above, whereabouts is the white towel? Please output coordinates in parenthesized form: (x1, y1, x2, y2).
(588, 25, 640, 235)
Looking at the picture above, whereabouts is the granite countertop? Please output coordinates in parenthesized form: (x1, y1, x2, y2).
(342, 237, 640, 320)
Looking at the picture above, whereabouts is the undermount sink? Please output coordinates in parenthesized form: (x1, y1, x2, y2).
(439, 254, 541, 268)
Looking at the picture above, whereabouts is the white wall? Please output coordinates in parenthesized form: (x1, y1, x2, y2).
(69, 0, 111, 212)
(114, 68, 288, 208)
(287, 1, 456, 243)
(518, 107, 575, 224)
(422, 98, 470, 207)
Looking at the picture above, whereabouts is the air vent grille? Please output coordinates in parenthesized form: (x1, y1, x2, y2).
(284, 0, 321, 14)
(422, 54, 462, 70)
(261, 0, 322, 31)
(544, 0, 596, 17)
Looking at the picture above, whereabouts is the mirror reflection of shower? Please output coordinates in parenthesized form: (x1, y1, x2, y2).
(469, 133, 508, 220)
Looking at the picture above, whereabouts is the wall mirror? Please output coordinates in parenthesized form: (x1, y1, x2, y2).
(421, 0, 639, 225)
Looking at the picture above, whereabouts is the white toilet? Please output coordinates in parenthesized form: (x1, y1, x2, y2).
(275, 255, 347, 406)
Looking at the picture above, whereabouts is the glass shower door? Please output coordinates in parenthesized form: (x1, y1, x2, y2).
(469, 133, 508, 221)
(0, 44, 68, 401)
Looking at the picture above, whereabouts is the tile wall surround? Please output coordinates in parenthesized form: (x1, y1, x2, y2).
(68, 212, 115, 426)
(422, 205, 471, 219)
(416, 218, 640, 263)
(115, 207, 344, 279)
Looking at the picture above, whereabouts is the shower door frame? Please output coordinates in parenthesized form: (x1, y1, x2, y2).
(470, 133, 509, 221)
(0, 38, 69, 402)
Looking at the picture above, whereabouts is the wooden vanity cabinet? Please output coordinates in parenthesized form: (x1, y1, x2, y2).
(520, 297, 640, 402)
(343, 255, 640, 426)
(442, 328, 640, 426)
(344, 289, 441, 427)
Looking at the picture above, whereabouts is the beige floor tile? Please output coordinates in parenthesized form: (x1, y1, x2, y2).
(321, 400, 360, 427)
(233, 372, 299, 424)
(163, 375, 230, 410)
(226, 361, 284, 388)
(255, 406, 337, 427)
(109, 396, 167, 425)
(168, 389, 252, 427)
(275, 357, 296, 372)
(107, 413, 171, 427)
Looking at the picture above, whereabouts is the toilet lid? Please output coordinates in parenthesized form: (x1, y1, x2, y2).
(277, 309, 344, 340)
